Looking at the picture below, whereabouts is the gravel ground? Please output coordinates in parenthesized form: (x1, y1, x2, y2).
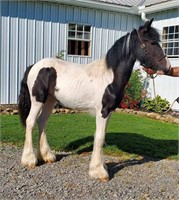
(0, 144, 178, 200)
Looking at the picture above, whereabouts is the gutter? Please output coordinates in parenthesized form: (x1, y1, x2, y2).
(138, 0, 179, 14)
(40, 0, 138, 14)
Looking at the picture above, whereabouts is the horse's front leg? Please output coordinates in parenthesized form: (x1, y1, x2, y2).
(89, 111, 111, 182)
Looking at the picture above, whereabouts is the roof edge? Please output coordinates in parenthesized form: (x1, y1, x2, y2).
(41, 0, 138, 14)
(138, 0, 179, 14)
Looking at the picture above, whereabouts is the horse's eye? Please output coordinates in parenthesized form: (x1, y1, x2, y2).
(151, 41, 157, 45)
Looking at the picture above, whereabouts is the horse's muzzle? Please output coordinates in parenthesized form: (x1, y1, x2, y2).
(163, 56, 171, 74)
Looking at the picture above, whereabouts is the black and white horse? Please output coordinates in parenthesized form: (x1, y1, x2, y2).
(18, 19, 170, 182)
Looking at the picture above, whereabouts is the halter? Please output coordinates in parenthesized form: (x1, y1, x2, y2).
(136, 30, 168, 71)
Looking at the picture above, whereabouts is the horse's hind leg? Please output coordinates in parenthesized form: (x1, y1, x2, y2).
(21, 100, 43, 168)
(37, 95, 56, 163)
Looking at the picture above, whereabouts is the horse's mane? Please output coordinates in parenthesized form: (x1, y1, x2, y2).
(143, 26, 161, 42)
(105, 33, 132, 69)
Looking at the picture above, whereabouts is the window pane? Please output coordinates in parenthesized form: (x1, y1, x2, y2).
(163, 27, 168, 34)
(162, 34, 167, 40)
(68, 40, 75, 54)
(169, 26, 174, 33)
(167, 48, 173, 55)
(68, 31, 75, 38)
(84, 26, 90, 32)
(168, 33, 174, 40)
(174, 42, 179, 47)
(175, 26, 179, 33)
(174, 33, 179, 39)
(167, 42, 174, 48)
(162, 42, 167, 48)
(77, 25, 83, 31)
(84, 32, 90, 39)
(69, 24, 76, 31)
(77, 32, 83, 39)
(174, 48, 179, 55)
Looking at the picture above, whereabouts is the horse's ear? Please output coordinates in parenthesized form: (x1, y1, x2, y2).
(139, 18, 154, 32)
(145, 18, 154, 29)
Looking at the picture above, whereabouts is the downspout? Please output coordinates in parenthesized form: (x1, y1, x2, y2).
(141, 11, 149, 22)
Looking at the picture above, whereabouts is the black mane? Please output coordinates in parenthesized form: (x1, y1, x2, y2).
(106, 33, 133, 70)
(143, 26, 160, 42)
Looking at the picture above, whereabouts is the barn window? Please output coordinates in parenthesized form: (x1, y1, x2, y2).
(162, 25, 179, 58)
(68, 23, 91, 56)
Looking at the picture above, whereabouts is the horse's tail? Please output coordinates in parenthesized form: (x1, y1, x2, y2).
(18, 65, 33, 127)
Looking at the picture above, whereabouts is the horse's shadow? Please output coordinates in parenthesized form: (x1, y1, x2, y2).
(37, 153, 69, 166)
(63, 132, 178, 179)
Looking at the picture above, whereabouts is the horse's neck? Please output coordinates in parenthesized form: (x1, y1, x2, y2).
(101, 54, 136, 117)
(113, 55, 136, 90)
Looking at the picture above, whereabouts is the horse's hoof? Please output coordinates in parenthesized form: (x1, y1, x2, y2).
(43, 152, 56, 163)
(21, 160, 37, 168)
(100, 177, 109, 183)
(26, 164, 36, 169)
(21, 153, 38, 168)
(47, 159, 56, 164)
(89, 167, 109, 182)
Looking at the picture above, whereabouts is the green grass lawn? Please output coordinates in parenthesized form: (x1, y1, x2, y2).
(1, 112, 178, 160)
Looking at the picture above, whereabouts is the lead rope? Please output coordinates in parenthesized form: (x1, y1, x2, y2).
(149, 74, 179, 114)
(150, 74, 159, 111)
(164, 98, 179, 113)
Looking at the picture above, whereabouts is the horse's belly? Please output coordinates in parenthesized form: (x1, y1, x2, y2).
(54, 79, 98, 111)
(55, 90, 95, 111)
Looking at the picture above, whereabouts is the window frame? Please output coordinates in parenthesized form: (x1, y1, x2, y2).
(67, 22, 92, 57)
(162, 25, 179, 58)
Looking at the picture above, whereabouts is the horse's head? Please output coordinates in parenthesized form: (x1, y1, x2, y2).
(135, 18, 171, 74)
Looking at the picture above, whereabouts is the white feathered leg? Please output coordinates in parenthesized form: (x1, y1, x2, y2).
(37, 96, 56, 163)
(89, 111, 111, 182)
(21, 101, 42, 168)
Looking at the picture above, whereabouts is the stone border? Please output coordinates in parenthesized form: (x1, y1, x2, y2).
(0, 105, 81, 115)
(115, 108, 179, 124)
(0, 105, 179, 124)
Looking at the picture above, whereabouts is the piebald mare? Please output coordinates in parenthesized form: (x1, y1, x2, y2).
(18, 19, 171, 182)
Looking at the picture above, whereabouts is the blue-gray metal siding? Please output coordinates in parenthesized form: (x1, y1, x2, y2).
(0, 0, 140, 104)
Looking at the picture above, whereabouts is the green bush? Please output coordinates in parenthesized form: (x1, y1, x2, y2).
(120, 69, 143, 109)
(143, 95, 170, 112)
(56, 50, 65, 60)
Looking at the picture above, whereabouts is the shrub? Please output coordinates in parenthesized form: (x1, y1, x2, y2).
(120, 69, 143, 110)
(56, 50, 65, 60)
(143, 95, 170, 112)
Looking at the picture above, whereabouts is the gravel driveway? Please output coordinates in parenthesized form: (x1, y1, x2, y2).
(0, 144, 178, 200)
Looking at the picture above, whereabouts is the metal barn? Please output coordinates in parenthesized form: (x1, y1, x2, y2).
(0, 0, 179, 109)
